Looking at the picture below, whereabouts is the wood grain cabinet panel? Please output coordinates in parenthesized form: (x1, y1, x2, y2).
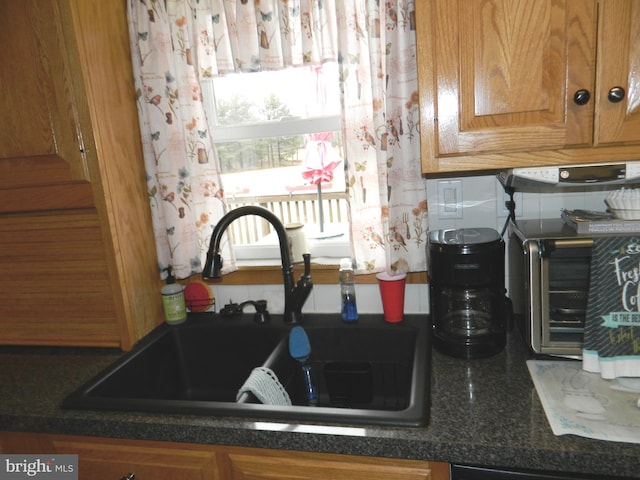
(0, 0, 93, 213)
(53, 438, 220, 480)
(417, 0, 640, 174)
(0, 433, 450, 480)
(221, 448, 441, 480)
(0, 212, 119, 346)
(433, 0, 596, 156)
(0, 0, 163, 349)
(594, 0, 640, 145)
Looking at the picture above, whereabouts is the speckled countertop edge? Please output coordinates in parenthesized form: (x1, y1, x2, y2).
(0, 333, 639, 478)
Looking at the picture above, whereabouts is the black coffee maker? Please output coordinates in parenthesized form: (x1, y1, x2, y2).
(428, 228, 510, 358)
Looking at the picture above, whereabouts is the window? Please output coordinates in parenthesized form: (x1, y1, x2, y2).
(201, 63, 350, 264)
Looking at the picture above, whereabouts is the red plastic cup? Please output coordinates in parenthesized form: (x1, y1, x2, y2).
(376, 272, 407, 323)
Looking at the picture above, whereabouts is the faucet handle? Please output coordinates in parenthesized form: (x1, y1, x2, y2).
(297, 254, 313, 304)
(253, 300, 270, 324)
(302, 253, 311, 278)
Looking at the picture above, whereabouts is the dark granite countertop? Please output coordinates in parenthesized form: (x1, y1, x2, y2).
(0, 330, 638, 478)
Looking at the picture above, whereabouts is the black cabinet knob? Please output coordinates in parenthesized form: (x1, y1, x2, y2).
(573, 89, 590, 105)
(607, 86, 626, 103)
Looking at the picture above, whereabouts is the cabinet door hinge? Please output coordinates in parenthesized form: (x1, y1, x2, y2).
(76, 128, 91, 180)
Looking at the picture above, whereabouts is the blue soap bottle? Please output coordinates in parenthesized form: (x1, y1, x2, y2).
(339, 258, 358, 322)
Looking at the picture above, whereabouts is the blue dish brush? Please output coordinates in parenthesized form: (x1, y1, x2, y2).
(288, 326, 318, 405)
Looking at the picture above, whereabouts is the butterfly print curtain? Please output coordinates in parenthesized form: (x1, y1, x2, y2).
(127, 0, 428, 279)
(336, 2, 427, 274)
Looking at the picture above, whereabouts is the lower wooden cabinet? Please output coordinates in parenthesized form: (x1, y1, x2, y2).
(221, 448, 444, 480)
(0, 432, 449, 480)
(53, 437, 218, 480)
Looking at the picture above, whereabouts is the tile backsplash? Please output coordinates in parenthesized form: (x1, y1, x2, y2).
(211, 283, 429, 316)
(426, 172, 612, 304)
(425, 174, 610, 233)
(204, 173, 611, 316)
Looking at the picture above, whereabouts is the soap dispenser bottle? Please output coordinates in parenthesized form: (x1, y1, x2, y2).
(339, 258, 358, 322)
(161, 266, 187, 325)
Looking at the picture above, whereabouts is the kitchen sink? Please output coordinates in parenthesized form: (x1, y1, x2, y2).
(63, 313, 430, 427)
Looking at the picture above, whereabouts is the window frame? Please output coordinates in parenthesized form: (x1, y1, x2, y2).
(210, 114, 342, 142)
(200, 70, 349, 266)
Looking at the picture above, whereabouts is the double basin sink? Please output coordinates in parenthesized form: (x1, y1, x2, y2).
(63, 313, 430, 427)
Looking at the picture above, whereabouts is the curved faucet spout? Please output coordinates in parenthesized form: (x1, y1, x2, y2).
(203, 206, 312, 323)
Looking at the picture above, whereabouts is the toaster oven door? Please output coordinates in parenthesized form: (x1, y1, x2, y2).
(539, 238, 593, 356)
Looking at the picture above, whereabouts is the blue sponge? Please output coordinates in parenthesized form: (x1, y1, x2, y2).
(289, 326, 311, 361)
(288, 326, 317, 404)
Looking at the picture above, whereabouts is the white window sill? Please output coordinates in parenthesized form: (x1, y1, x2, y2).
(234, 223, 350, 267)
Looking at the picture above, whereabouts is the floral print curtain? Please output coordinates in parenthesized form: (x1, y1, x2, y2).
(336, 2, 427, 274)
(127, 0, 427, 279)
(128, 0, 230, 279)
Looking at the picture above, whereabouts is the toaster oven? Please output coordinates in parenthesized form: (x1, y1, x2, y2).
(508, 219, 592, 358)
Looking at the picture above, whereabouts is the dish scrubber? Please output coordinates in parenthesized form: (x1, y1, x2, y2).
(236, 367, 291, 405)
(289, 326, 318, 405)
(184, 281, 215, 312)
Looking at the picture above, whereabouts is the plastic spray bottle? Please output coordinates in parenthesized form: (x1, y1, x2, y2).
(339, 258, 358, 322)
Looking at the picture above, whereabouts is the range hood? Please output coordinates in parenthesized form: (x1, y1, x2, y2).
(497, 161, 640, 190)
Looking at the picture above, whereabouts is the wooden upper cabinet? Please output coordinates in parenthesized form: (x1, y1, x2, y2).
(433, 0, 597, 156)
(0, 0, 162, 349)
(417, 0, 640, 174)
(594, 0, 640, 145)
(0, 0, 94, 212)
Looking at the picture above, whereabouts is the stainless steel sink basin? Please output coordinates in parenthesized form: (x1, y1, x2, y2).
(63, 314, 430, 426)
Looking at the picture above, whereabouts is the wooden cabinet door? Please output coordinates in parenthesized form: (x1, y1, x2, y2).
(53, 437, 220, 480)
(432, 0, 597, 156)
(222, 448, 441, 480)
(0, 0, 94, 213)
(1, 433, 450, 480)
(594, 0, 640, 145)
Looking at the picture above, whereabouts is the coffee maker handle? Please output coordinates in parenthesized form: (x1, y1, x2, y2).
(503, 295, 513, 332)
